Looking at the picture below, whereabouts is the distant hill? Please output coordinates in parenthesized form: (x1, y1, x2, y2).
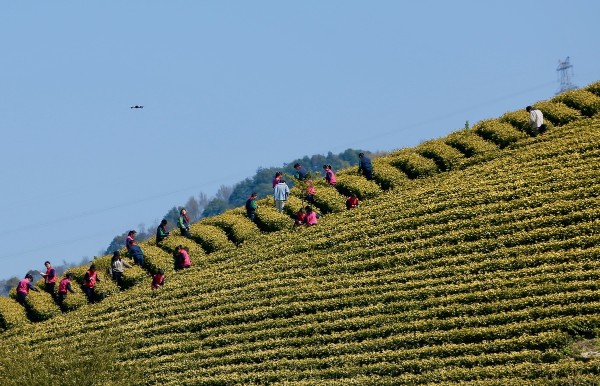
(1, 83, 599, 385)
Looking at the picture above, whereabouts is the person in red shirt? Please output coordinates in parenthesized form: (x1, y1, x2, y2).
(16, 273, 38, 305)
(40, 260, 57, 297)
(57, 273, 76, 305)
(151, 269, 165, 290)
(83, 264, 101, 302)
(346, 193, 360, 210)
(294, 208, 306, 226)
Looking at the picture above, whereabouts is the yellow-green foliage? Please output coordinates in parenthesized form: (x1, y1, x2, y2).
(473, 119, 528, 148)
(444, 129, 499, 160)
(416, 139, 466, 172)
(282, 194, 305, 218)
(500, 109, 535, 134)
(585, 81, 600, 97)
(59, 290, 88, 312)
(309, 180, 346, 213)
(388, 149, 439, 178)
(535, 101, 581, 125)
(140, 243, 176, 274)
(21, 290, 61, 322)
(335, 173, 382, 199)
(159, 234, 206, 264)
(552, 89, 600, 117)
(371, 157, 409, 190)
(0, 297, 28, 330)
(91, 253, 146, 288)
(255, 204, 293, 232)
(189, 223, 234, 253)
(203, 212, 259, 245)
(92, 271, 120, 301)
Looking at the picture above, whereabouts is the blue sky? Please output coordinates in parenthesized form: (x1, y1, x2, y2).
(1, 1, 598, 280)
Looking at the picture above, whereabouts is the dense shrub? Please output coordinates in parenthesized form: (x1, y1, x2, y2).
(189, 223, 234, 253)
(388, 149, 439, 178)
(552, 89, 600, 117)
(535, 101, 581, 125)
(372, 157, 409, 190)
(416, 139, 466, 172)
(473, 119, 528, 148)
(335, 174, 382, 199)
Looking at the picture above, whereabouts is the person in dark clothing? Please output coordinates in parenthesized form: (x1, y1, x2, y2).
(293, 163, 308, 181)
(16, 273, 38, 305)
(40, 260, 57, 297)
(178, 208, 191, 238)
(245, 192, 259, 221)
(358, 153, 373, 180)
(57, 273, 76, 305)
(156, 219, 170, 243)
(129, 244, 145, 266)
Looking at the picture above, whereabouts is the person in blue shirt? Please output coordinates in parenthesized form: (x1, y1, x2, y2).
(293, 163, 308, 181)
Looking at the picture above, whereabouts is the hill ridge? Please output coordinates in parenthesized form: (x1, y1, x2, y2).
(0, 82, 599, 385)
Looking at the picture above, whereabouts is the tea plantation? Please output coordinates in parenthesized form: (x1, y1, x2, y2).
(1, 84, 599, 385)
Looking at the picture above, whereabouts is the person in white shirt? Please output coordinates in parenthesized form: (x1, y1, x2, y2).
(273, 179, 290, 213)
(526, 106, 546, 136)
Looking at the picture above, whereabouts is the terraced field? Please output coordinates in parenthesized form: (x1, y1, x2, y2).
(1, 84, 600, 385)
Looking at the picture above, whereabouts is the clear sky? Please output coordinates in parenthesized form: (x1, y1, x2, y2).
(1, 1, 598, 280)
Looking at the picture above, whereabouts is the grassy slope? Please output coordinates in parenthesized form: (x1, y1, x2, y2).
(1, 96, 600, 384)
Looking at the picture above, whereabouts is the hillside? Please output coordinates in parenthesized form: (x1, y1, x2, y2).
(1, 83, 600, 385)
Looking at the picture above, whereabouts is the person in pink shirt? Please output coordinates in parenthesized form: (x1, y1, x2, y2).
(323, 164, 337, 186)
(304, 206, 318, 226)
(306, 179, 316, 204)
(16, 273, 38, 305)
(176, 246, 191, 270)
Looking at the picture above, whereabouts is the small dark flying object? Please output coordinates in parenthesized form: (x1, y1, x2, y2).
(130, 105, 144, 109)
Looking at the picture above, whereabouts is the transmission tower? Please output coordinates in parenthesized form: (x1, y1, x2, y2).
(556, 56, 577, 95)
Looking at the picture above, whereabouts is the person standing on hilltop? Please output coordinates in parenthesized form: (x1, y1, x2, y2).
(156, 219, 170, 243)
(245, 192, 259, 221)
(40, 260, 57, 297)
(273, 179, 290, 213)
(358, 152, 374, 180)
(178, 208, 191, 238)
(16, 273, 38, 305)
(293, 163, 308, 181)
(323, 164, 337, 186)
(526, 105, 547, 136)
(126, 230, 137, 251)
